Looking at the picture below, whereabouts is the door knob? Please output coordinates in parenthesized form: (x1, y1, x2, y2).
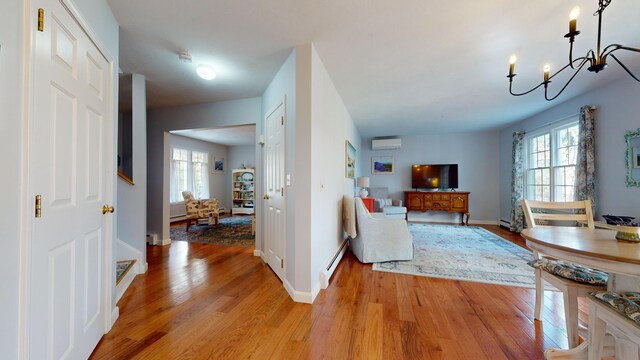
(102, 205, 115, 214)
(263, 195, 270, 200)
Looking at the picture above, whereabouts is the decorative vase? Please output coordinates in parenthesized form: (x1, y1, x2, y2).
(359, 188, 368, 198)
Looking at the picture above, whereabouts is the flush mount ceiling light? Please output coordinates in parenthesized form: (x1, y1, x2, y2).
(196, 64, 217, 80)
(507, 0, 640, 101)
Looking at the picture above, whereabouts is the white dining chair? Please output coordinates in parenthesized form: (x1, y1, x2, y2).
(521, 199, 608, 348)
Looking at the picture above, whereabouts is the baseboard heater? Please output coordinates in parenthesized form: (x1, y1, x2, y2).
(499, 218, 511, 229)
(326, 238, 349, 272)
(319, 238, 350, 290)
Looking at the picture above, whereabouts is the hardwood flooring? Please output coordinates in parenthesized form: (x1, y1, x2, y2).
(91, 225, 583, 359)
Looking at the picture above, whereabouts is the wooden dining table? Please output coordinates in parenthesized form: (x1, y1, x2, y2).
(521, 227, 640, 359)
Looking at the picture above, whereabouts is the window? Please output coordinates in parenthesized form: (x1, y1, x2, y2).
(525, 122, 579, 202)
(170, 148, 210, 202)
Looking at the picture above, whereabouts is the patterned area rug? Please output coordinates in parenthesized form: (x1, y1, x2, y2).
(373, 224, 540, 288)
(170, 216, 254, 247)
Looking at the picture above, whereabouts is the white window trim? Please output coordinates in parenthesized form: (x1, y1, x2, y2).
(524, 116, 580, 202)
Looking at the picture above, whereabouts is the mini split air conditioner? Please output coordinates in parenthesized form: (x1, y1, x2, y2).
(371, 138, 401, 150)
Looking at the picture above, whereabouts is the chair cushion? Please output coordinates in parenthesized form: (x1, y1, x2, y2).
(590, 291, 640, 327)
(530, 259, 608, 286)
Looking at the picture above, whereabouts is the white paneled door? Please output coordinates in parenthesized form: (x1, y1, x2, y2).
(28, 1, 112, 359)
(264, 102, 286, 281)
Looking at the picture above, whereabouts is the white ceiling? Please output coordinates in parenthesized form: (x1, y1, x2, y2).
(108, 0, 640, 137)
(171, 125, 256, 146)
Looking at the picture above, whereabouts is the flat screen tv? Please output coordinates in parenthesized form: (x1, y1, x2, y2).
(412, 164, 458, 190)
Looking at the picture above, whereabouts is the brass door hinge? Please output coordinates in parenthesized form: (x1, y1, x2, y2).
(37, 8, 44, 32)
(281, 259, 284, 268)
(35, 195, 42, 218)
(281, 116, 284, 125)
(281, 188, 284, 196)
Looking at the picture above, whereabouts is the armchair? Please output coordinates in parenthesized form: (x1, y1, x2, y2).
(368, 187, 407, 219)
(349, 197, 413, 263)
(182, 191, 220, 232)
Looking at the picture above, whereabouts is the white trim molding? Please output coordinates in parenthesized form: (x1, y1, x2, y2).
(283, 280, 314, 304)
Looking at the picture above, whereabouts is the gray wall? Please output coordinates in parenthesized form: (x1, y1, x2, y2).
(0, 1, 26, 356)
(360, 131, 501, 223)
(261, 49, 303, 290)
(309, 45, 362, 298)
(499, 77, 640, 223)
(0, 0, 119, 357)
(147, 97, 261, 242)
(170, 134, 229, 209)
(116, 74, 147, 271)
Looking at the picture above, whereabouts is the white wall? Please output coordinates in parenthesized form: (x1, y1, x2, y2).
(261, 49, 304, 293)
(360, 131, 501, 223)
(499, 77, 640, 223)
(227, 145, 256, 208)
(309, 45, 362, 299)
(147, 97, 261, 242)
(116, 74, 146, 272)
(0, 0, 118, 357)
(170, 134, 229, 209)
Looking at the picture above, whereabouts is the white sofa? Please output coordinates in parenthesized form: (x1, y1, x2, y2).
(348, 196, 414, 263)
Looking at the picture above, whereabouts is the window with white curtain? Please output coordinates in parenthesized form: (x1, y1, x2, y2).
(525, 121, 579, 202)
(170, 148, 210, 203)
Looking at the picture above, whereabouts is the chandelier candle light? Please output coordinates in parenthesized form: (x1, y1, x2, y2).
(507, 0, 640, 101)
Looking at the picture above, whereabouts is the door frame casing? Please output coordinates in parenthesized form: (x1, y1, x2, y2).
(19, 0, 117, 357)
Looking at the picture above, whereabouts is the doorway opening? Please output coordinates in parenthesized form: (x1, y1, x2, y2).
(167, 125, 257, 248)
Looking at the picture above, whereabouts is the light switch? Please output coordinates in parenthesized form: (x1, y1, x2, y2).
(286, 174, 291, 186)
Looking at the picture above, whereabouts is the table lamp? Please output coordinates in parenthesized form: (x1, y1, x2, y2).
(357, 177, 370, 198)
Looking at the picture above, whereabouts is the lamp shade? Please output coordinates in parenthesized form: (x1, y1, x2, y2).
(356, 177, 370, 188)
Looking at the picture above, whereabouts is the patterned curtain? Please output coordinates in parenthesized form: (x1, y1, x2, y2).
(510, 131, 526, 232)
(576, 106, 596, 211)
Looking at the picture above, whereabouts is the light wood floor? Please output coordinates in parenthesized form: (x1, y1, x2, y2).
(90, 225, 585, 359)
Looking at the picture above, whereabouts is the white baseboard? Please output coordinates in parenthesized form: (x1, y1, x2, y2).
(110, 306, 119, 329)
(152, 238, 171, 246)
(469, 220, 500, 225)
(115, 263, 137, 303)
(283, 279, 314, 304)
(319, 239, 349, 289)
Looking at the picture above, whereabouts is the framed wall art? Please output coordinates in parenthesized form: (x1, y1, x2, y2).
(372, 156, 394, 174)
(345, 140, 356, 178)
(213, 156, 225, 173)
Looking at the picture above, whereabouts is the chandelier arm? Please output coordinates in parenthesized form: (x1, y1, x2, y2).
(612, 45, 640, 54)
(569, 42, 575, 69)
(544, 60, 590, 101)
(509, 81, 546, 96)
(609, 54, 640, 82)
(548, 57, 590, 81)
(510, 56, 589, 97)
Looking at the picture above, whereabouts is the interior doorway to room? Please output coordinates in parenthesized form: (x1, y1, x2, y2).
(167, 125, 257, 248)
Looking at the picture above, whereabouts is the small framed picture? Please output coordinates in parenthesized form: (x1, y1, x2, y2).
(345, 140, 356, 178)
(213, 156, 225, 173)
(634, 147, 640, 169)
(372, 156, 394, 174)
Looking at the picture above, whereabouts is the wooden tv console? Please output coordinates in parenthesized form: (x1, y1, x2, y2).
(404, 191, 470, 225)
